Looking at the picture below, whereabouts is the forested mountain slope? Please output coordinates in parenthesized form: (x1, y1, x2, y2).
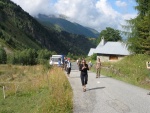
(0, 0, 96, 55)
(36, 14, 99, 38)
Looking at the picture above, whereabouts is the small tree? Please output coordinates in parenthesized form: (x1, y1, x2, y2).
(37, 49, 52, 64)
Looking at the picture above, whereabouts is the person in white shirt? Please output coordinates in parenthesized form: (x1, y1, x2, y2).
(67, 58, 71, 77)
(88, 61, 92, 70)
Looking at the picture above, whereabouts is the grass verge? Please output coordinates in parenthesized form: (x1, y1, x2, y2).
(90, 54, 150, 90)
(0, 65, 73, 113)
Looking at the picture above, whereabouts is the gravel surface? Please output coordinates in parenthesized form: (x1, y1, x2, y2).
(66, 62, 150, 113)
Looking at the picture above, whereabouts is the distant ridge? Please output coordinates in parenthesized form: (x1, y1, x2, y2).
(36, 14, 99, 38)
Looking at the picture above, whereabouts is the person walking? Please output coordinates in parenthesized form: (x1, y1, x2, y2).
(66, 58, 71, 77)
(64, 57, 68, 71)
(77, 58, 81, 68)
(95, 58, 102, 78)
(58, 58, 61, 67)
(79, 59, 89, 92)
(88, 61, 92, 70)
(146, 61, 150, 95)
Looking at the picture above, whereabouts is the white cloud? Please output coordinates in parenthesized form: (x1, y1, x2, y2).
(115, 0, 127, 7)
(11, 0, 55, 15)
(11, 0, 137, 32)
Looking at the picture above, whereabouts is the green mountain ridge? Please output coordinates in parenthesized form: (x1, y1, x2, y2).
(0, 0, 96, 55)
(36, 14, 99, 38)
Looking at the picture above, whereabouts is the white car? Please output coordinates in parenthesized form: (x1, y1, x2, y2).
(49, 55, 64, 65)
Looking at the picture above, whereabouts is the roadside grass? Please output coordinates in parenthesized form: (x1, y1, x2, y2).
(90, 54, 150, 90)
(0, 65, 73, 113)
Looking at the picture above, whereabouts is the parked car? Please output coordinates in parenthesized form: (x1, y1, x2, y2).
(49, 55, 64, 65)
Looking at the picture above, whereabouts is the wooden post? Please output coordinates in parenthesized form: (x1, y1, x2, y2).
(15, 83, 19, 96)
(3, 86, 6, 99)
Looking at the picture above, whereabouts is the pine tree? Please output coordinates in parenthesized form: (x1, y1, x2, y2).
(125, 0, 150, 54)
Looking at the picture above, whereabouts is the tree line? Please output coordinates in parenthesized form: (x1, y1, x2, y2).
(0, 47, 57, 65)
(0, 46, 86, 65)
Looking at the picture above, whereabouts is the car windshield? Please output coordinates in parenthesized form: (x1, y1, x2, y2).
(51, 58, 59, 62)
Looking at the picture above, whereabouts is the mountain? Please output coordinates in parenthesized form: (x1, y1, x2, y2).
(36, 14, 99, 38)
(0, 0, 96, 55)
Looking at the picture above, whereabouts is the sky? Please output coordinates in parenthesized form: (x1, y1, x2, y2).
(11, 0, 137, 33)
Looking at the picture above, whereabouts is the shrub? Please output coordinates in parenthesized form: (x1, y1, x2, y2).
(90, 53, 97, 60)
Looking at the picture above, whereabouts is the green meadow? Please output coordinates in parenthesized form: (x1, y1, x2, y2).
(90, 54, 150, 89)
(0, 65, 73, 113)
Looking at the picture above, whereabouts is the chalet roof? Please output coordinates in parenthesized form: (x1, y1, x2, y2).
(95, 41, 130, 55)
(88, 48, 95, 56)
(88, 37, 131, 56)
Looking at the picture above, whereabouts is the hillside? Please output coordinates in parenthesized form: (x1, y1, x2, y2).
(36, 14, 99, 38)
(0, 0, 96, 55)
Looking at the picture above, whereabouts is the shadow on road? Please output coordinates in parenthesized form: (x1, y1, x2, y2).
(87, 87, 105, 91)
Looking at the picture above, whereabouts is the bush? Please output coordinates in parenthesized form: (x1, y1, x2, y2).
(90, 53, 97, 60)
(7, 49, 54, 65)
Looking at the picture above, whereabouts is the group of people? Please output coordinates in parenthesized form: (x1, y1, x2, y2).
(63, 57, 71, 77)
(60, 57, 150, 94)
(76, 58, 102, 92)
(61, 57, 106, 92)
(57, 57, 72, 77)
(80, 58, 102, 92)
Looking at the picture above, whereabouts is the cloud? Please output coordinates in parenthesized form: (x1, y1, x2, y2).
(11, 0, 55, 15)
(11, 0, 137, 32)
(115, 0, 127, 7)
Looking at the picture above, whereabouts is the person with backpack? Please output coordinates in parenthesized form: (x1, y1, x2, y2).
(79, 59, 89, 92)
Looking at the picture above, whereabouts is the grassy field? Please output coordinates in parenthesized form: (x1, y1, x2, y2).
(0, 65, 73, 113)
(90, 54, 150, 90)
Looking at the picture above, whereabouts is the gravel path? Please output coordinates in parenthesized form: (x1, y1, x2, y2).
(66, 62, 150, 113)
